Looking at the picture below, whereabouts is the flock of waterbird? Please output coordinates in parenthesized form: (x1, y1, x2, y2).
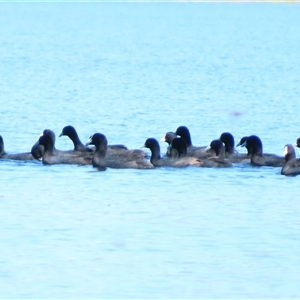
(1, 125, 300, 176)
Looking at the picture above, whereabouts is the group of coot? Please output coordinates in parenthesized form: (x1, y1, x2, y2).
(1, 125, 300, 176)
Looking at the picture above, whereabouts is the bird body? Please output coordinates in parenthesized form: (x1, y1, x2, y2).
(281, 144, 300, 176)
(237, 135, 284, 167)
(86, 133, 153, 170)
(143, 138, 201, 167)
(37, 134, 92, 165)
(0, 135, 35, 161)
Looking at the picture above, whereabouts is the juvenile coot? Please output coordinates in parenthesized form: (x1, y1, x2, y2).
(31, 141, 45, 160)
(220, 132, 249, 163)
(238, 135, 284, 167)
(159, 131, 177, 157)
(294, 138, 300, 149)
(30, 129, 58, 160)
(160, 132, 177, 145)
(143, 138, 201, 167)
(86, 133, 153, 170)
(281, 144, 300, 176)
(236, 136, 249, 149)
(0, 135, 5, 157)
(59, 125, 93, 152)
(220, 132, 235, 155)
(59, 125, 129, 153)
(202, 139, 232, 167)
(31, 129, 57, 160)
(206, 139, 226, 157)
(169, 137, 188, 157)
(175, 126, 213, 158)
(31, 129, 92, 161)
(0, 135, 35, 160)
(36, 134, 92, 165)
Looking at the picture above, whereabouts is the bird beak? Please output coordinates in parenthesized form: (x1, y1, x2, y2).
(85, 137, 93, 147)
(159, 136, 166, 143)
(237, 140, 247, 148)
(205, 145, 211, 152)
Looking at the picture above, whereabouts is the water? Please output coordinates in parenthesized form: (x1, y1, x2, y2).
(1, 2, 300, 298)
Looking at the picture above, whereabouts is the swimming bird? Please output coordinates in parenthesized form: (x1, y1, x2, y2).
(59, 125, 128, 153)
(0, 135, 35, 160)
(281, 144, 300, 176)
(294, 138, 300, 149)
(220, 132, 235, 155)
(85, 133, 153, 170)
(236, 136, 249, 150)
(206, 139, 227, 157)
(31, 129, 57, 160)
(31, 129, 59, 160)
(201, 139, 232, 167)
(175, 126, 213, 158)
(160, 132, 177, 145)
(175, 125, 204, 150)
(220, 132, 249, 163)
(169, 136, 230, 168)
(143, 138, 201, 167)
(238, 135, 284, 167)
(31, 141, 45, 160)
(159, 131, 178, 157)
(169, 137, 188, 157)
(59, 125, 93, 152)
(31, 128, 93, 161)
(36, 134, 92, 165)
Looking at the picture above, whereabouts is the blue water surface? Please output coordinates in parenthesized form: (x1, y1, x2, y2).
(1, 2, 300, 298)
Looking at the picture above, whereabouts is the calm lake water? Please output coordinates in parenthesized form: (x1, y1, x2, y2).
(1, 2, 300, 298)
